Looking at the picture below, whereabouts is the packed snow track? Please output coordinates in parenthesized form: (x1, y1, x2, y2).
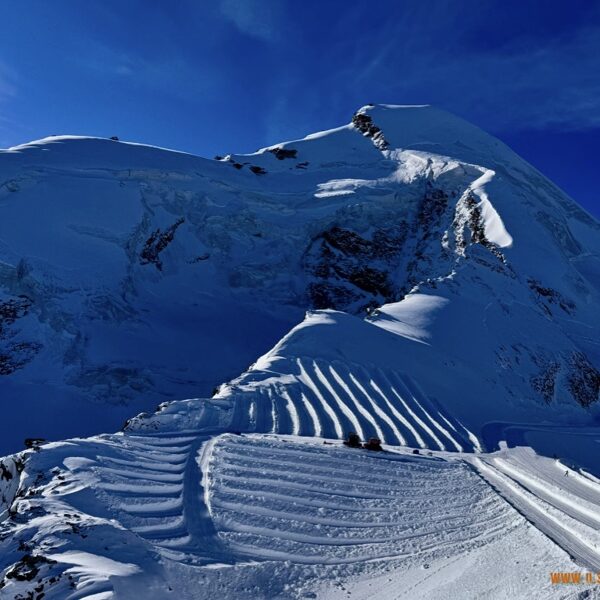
(1, 430, 596, 599)
(227, 358, 481, 452)
(206, 434, 504, 563)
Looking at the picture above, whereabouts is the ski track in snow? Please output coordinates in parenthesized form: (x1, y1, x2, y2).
(228, 358, 478, 452)
(471, 449, 600, 572)
(3, 423, 600, 597)
(206, 435, 512, 565)
(3, 356, 600, 598)
(91, 431, 240, 565)
(91, 424, 600, 584)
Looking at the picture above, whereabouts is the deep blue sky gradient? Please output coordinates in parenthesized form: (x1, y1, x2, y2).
(0, 0, 598, 216)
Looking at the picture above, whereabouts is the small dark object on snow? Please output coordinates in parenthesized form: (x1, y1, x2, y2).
(24, 438, 46, 450)
(249, 165, 267, 175)
(343, 431, 362, 448)
(412, 449, 420, 455)
(363, 437, 383, 451)
(110, 136, 119, 141)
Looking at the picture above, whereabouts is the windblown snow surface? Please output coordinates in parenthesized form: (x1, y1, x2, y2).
(1, 105, 600, 598)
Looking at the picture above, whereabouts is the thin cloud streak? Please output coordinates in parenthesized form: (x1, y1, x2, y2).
(217, 0, 282, 43)
(0, 63, 17, 102)
(264, 9, 600, 137)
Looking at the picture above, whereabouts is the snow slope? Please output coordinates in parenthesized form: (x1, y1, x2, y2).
(1, 104, 600, 597)
(1, 105, 599, 455)
(1, 422, 598, 599)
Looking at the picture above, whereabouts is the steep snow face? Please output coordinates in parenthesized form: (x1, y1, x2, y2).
(1, 105, 600, 456)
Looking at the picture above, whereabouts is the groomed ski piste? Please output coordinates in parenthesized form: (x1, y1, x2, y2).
(2, 104, 600, 598)
(225, 358, 480, 452)
(2, 362, 600, 599)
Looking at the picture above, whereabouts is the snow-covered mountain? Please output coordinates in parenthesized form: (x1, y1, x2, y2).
(1, 104, 598, 455)
(1, 105, 600, 599)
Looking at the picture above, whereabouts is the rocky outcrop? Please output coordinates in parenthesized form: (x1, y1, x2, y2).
(304, 224, 408, 312)
(0, 455, 24, 521)
(567, 352, 600, 407)
(0, 297, 32, 335)
(351, 111, 389, 151)
(402, 187, 452, 293)
(68, 365, 153, 402)
(267, 147, 297, 160)
(303, 186, 467, 313)
(0, 341, 42, 375)
(0, 296, 41, 375)
(531, 361, 560, 403)
(528, 278, 576, 316)
(140, 218, 185, 271)
(453, 195, 505, 263)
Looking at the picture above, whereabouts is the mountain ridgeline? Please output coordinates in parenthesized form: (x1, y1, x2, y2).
(0, 104, 599, 455)
(1, 104, 600, 600)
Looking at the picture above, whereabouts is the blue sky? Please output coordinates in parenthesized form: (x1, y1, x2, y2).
(1, 0, 599, 216)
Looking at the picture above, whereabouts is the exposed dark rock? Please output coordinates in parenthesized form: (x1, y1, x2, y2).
(0, 342, 42, 375)
(267, 147, 298, 160)
(1, 179, 21, 193)
(69, 365, 152, 400)
(531, 362, 560, 403)
(417, 188, 449, 234)
(323, 227, 372, 256)
(567, 352, 600, 407)
(528, 278, 575, 315)
(454, 195, 505, 263)
(140, 218, 185, 271)
(307, 282, 357, 310)
(304, 223, 407, 312)
(24, 439, 46, 450)
(402, 187, 453, 293)
(325, 225, 407, 261)
(351, 111, 389, 151)
(0, 297, 32, 338)
(1, 462, 13, 481)
(346, 266, 393, 297)
(0, 296, 40, 375)
(4, 554, 55, 582)
(249, 166, 267, 175)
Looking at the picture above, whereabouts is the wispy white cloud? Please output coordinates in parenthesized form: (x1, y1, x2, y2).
(385, 25, 600, 132)
(217, 0, 282, 43)
(0, 63, 17, 102)
(0, 63, 19, 147)
(265, 5, 600, 135)
(76, 43, 224, 100)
